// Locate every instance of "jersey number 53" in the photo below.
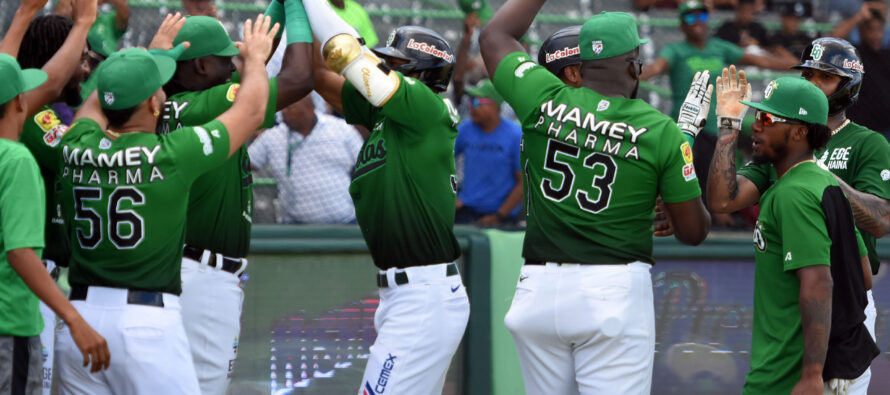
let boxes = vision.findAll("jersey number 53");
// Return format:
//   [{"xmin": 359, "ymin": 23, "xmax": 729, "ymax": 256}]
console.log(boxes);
[{"xmin": 538, "ymin": 139, "xmax": 617, "ymax": 213}]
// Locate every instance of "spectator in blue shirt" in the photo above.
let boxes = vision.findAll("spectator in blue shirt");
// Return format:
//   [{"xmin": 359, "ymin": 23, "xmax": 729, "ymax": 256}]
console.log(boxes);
[{"xmin": 455, "ymin": 79, "xmax": 523, "ymax": 227}]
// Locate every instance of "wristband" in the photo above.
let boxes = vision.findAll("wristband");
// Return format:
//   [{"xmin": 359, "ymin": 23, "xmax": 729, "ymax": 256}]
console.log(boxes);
[
  {"xmin": 285, "ymin": 0, "xmax": 313, "ymax": 44},
  {"xmin": 264, "ymin": 0, "xmax": 285, "ymax": 38},
  {"xmin": 717, "ymin": 116, "xmax": 742, "ymax": 130}
]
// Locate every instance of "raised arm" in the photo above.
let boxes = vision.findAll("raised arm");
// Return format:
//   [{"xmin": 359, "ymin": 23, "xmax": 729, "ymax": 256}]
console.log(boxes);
[
  {"xmin": 216, "ymin": 15, "xmax": 278, "ymax": 157},
  {"xmin": 831, "ymin": 3, "xmax": 882, "ymax": 40},
  {"xmin": 275, "ymin": 0, "xmax": 314, "ymax": 111},
  {"xmin": 311, "ymin": 39, "xmax": 345, "ymax": 114},
  {"xmin": 478, "ymin": 0, "xmax": 544, "ymax": 78},
  {"xmin": 835, "ymin": 176, "xmax": 890, "ymax": 238},
  {"xmin": 708, "ymin": 65, "xmax": 762, "ymax": 212},
  {"xmin": 21, "ymin": 0, "xmax": 97, "ymax": 116},
  {"xmin": 793, "ymin": 265, "xmax": 832, "ymax": 395},
  {"xmin": 108, "ymin": 0, "xmax": 131, "ymax": 32},
  {"xmin": 663, "ymin": 198, "xmax": 710, "ymax": 245},
  {"xmin": 452, "ymin": 13, "xmax": 480, "ymax": 106}
]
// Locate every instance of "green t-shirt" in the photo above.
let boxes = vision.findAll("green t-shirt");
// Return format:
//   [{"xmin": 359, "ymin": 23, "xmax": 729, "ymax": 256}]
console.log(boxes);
[
  {"xmin": 342, "ymin": 73, "xmax": 461, "ymax": 268},
  {"xmin": 32, "ymin": 118, "xmax": 230, "ymax": 294},
  {"xmin": 738, "ymin": 122, "xmax": 890, "ymax": 273},
  {"xmin": 744, "ymin": 161, "xmax": 867, "ymax": 393},
  {"xmin": 19, "ymin": 106, "xmax": 71, "ymax": 267},
  {"xmin": 161, "ymin": 80, "xmax": 278, "ymax": 257},
  {"xmin": 493, "ymin": 52, "xmax": 701, "ymax": 264},
  {"xmin": 0, "ymin": 139, "xmax": 46, "ymax": 336},
  {"xmin": 659, "ymin": 38, "xmax": 744, "ymax": 135},
  {"xmin": 88, "ymin": 11, "xmax": 126, "ymax": 57},
  {"xmin": 332, "ymin": 0, "xmax": 379, "ymax": 48}
]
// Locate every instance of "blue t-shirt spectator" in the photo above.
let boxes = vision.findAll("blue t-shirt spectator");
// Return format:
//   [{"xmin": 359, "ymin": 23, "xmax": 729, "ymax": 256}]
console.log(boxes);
[{"xmin": 455, "ymin": 117, "xmax": 522, "ymax": 215}]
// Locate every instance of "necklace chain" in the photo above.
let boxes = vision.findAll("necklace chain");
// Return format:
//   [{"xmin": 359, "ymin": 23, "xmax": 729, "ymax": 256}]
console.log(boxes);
[{"xmin": 831, "ymin": 119, "xmax": 851, "ymax": 135}]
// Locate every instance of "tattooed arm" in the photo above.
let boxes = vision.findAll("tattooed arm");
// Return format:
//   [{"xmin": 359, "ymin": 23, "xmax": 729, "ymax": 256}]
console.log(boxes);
[
  {"xmin": 834, "ymin": 176, "xmax": 890, "ymax": 238},
  {"xmin": 792, "ymin": 265, "xmax": 832, "ymax": 395},
  {"xmin": 706, "ymin": 65, "xmax": 762, "ymax": 213}
]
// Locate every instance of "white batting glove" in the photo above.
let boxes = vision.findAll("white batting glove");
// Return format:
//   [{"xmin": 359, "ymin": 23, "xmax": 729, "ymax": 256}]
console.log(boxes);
[
  {"xmin": 827, "ymin": 378, "xmax": 853, "ymax": 395},
  {"xmin": 676, "ymin": 70, "xmax": 713, "ymax": 139}
]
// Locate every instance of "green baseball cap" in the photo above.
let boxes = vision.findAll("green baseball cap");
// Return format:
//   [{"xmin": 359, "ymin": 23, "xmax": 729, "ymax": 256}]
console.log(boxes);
[
  {"xmin": 465, "ymin": 79, "xmax": 503, "ymax": 105},
  {"xmin": 458, "ymin": 0, "xmax": 494, "ymax": 22},
  {"xmin": 174, "ymin": 16, "xmax": 239, "ymax": 61},
  {"xmin": 579, "ymin": 12, "xmax": 649, "ymax": 61},
  {"xmin": 96, "ymin": 48, "xmax": 177, "ymax": 110},
  {"xmin": 678, "ymin": 0, "xmax": 708, "ymax": 17},
  {"xmin": 0, "ymin": 54, "xmax": 47, "ymax": 105},
  {"xmin": 740, "ymin": 77, "xmax": 828, "ymax": 125}
]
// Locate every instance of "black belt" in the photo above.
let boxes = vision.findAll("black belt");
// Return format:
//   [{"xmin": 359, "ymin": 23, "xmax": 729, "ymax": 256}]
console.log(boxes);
[
  {"xmin": 525, "ymin": 260, "xmax": 582, "ymax": 266},
  {"xmin": 376, "ymin": 262, "xmax": 459, "ymax": 288},
  {"xmin": 183, "ymin": 245, "xmax": 246, "ymax": 275},
  {"xmin": 69, "ymin": 285, "xmax": 164, "ymax": 307}
]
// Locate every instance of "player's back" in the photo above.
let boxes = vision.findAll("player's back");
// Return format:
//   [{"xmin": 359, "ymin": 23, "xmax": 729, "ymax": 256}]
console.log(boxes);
[
  {"xmin": 493, "ymin": 53, "xmax": 701, "ymax": 265},
  {"xmin": 56, "ymin": 118, "xmax": 231, "ymax": 294}
]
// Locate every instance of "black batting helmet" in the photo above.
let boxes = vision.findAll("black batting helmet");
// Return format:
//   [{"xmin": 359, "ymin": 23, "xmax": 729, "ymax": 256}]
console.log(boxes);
[
  {"xmin": 793, "ymin": 37, "xmax": 864, "ymax": 115},
  {"xmin": 538, "ymin": 26, "xmax": 582, "ymax": 76},
  {"xmin": 372, "ymin": 26, "xmax": 454, "ymax": 92}
]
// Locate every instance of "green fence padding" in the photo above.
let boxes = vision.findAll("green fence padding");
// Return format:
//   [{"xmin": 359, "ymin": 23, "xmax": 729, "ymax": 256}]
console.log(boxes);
[{"xmin": 484, "ymin": 229, "xmax": 526, "ymax": 395}]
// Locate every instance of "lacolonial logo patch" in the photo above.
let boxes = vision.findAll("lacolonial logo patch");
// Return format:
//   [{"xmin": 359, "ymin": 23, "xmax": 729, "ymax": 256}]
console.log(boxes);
[
  {"xmin": 545, "ymin": 46, "xmax": 580, "ymax": 63},
  {"xmin": 405, "ymin": 39, "xmax": 453, "ymax": 62}
]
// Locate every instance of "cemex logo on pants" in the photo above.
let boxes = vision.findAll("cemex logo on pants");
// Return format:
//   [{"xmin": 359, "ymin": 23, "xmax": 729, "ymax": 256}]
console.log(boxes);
[{"xmin": 363, "ymin": 354, "xmax": 397, "ymax": 394}]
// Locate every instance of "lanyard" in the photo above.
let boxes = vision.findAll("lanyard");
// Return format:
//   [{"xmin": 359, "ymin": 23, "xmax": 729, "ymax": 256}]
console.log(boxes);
[{"xmin": 286, "ymin": 132, "xmax": 301, "ymax": 177}]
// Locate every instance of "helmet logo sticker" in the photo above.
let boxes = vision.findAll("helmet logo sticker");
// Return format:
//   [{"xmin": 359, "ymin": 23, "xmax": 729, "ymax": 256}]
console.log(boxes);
[
  {"xmin": 546, "ymin": 46, "xmax": 580, "ymax": 63},
  {"xmin": 764, "ymin": 80, "xmax": 778, "ymax": 100},
  {"xmin": 386, "ymin": 30, "xmax": 396, "ymax": 47},
  {"xmin": 592, "ymin": 40, "xmax": 604, "ymax": 55},
  {"xmin": 406, "ymin": 39, "xmax": 454, "ymax": 62},
  {"xmin": 810, "ymin": 43, "xmax": 824, "ymax": 60},
  {"xmin": 842, "ymin": 58, "xmax": 864, "ymax": 73}
]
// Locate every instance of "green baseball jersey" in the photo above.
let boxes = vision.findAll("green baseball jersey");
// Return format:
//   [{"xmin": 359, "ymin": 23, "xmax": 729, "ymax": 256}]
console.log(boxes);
[
  {"xmin": 493, "ymin": 52, "xmax": 701, "ymax": 265},
  {"xmin": 161, "ymin": 79, "xmax": 278, "ymax": 257},
  {"xmin": 739, "ymin": 121, "xmax": 890, "ymax": 273},
  {"xmin": 87, "ymin": 11, "xmax": 126, "ymax": 57},
  {"xmin": 0, "ymin": 139, "xmax": 45, "ymax": 336},
  {"xmin": 341, "ymin": 73, "xmax": 461, "ymax": 268},
  {"xmin": 744, "ymin": 161, "xmax": 867, "ymax": 393},
  {"xmin": 19, "ymin": 106, "xmax": 71, "ymax": 267},
  {"xmin": 31, "ymin": 118, "xmax": 231, "ymax": 294},
  {"xmin": 659, "ymin": 38, "xmax": 744, "ymax": 136}
]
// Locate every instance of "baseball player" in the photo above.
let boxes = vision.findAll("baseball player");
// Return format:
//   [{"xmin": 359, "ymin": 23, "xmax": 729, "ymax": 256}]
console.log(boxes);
[
  {"xmin": 304, "ymin": 2, "xmax": 470, "ymax": 393},
  {"xmin": 538, "ymin": 26, "xmax": 582, "ymax": 87},
  {"xmin": 12, "ymin": 1, "xmax": 98, "ymax": 392},
  {"xmin": 479, "ymin": 3, "xmax": 711, "ymax": 393},
  {"xmin": 0, "ymin": 1, "xmax": 108, "ymax": 390},
  {"xmin": 24, "ymin": 15, "xmax": 279, "ymax": 394},
  {"xmin": 707, "ymin": 38, "xmax": 888, "ymax": 393},
  {"xmin": 713, "ymin": 71, "xmax": 878, "ymax": 394},
  {"xmin": 159, "ymin": 2, "xmax": 314, "ymax": 392}
]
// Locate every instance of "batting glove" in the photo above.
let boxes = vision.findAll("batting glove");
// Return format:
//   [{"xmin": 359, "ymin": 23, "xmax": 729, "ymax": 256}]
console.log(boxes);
[{"xmin": 676, "ymin": 70, "xmax": 713, "ymax": 139}]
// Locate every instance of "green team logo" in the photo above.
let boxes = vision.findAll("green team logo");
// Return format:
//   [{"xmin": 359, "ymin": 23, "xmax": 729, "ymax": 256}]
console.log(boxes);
[
  {"xmin": 810, "ymin": 43, "xmax": 824, "ymax": 61},
  {"xmin": 753, "ymin": 221, "xmax": 766, "ymax": 252},
  {"xmin": 763, "ymin": 80, "xmax": 778, "ymax": 100},
  {"xmin": 353, "ymin": 136, "xmax": 387, "ymax": 179}
]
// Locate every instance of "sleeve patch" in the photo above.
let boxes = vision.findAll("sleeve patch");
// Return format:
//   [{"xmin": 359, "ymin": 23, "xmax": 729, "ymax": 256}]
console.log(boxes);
[
  {"xmin": 193, "ymin": 126, "xmax": 214, "ymax": 155},
  {"xmin": 514, "ymin": 61, "xmax": 537, "ymax": 78},
  {"xmin": 226, "ymin": 84, "xmax": 240, "ymax": 102},
  {"xmin": 42, "ymin": 125, "xmax": 69, "ymax": 147},
  {"xmin": 681, "ymin": 141, "xmax": 694, "ymax": 165},
  {"xmin": 34, "ymin": 109, "xmax": 62, "ymax": 132},
  {"xmin": 683, "ymin": 164, "xmax": 697, "ymax": 181}
]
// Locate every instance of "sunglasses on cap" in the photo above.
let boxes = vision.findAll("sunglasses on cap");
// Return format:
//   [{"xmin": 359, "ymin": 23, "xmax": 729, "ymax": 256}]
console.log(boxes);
[
  {"xmin": 755, "ymin": 110, "xmax": 801, "ymax": 127},
  {"xmin": 683, "ymin": 12, "xmax": 709, "ymax": 25},
  {"xmin": 469, "ymin": 97, "xmax": 496, "ymax": 108}
]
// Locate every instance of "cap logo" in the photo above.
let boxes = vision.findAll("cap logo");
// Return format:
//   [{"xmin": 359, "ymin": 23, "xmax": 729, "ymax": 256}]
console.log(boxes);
[
  {"xmin": 591, "ymin": 40, "xmax": 604, "ymax": 55},
  {"xmin": 842, "ymin": 58, "xmax": 864, "ymax": 73},
  {"xmin": 799, "ymin": 108, "xmax": 808, "ymax": 115},
  {"xmin": 103, "ymin": 92, "xmax": 115, "ymax": 106},
  {"xmin": 763, "ymin": 80, "xmax": 778, "ymax": 100},
  {"xmin": 810, "ymin": 43, "xmax": 824, "ymax": 61},
  {"xmin": 406, "ymin": 39, "xmax": 453, "ymax": 62},
  {"xmin": 545, "ymin": 46, "xmax": 580, "ymax": 63}
]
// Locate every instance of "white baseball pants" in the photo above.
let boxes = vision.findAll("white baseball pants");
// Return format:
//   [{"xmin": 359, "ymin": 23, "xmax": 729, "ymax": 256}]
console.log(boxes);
[
  {"xmin": 38, "ymin": 260, "xmax": 57, "ymax": 395},
  {"xmin": 505, "ymin": 262, "xmax": 655, "ymax": 395},
  {"xmin": 180, "ymin": 256, "xmax": 244, "ymax": 395},
  {"xmin": 358, "ymin": 263, "xmax": 470, "ymax": 395},
  {"xmin": 55, "ymin": 286, "xmax": 200, "ymax": 395},
  {"xmin": 829, "ymin": 289, "xmax": 877, "ymax": 395}
]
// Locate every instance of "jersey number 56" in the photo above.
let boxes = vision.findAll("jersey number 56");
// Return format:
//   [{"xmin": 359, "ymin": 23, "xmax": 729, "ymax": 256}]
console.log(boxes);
[{"xmin": 74, "ymin": 186, "xmax": 146, "ymax": 250}]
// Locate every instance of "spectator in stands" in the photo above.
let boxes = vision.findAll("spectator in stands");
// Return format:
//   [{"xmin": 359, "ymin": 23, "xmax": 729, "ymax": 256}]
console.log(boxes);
[
  {"xmin": 454, "ymin": 79, "xmax": 523, "ymax": 227},
  {"xmin": 716, "ymin": 0, "xmax": 769, "ymax": 49},
  {"xmin": 832, "ymin": 1, "xmax": 890, "ymax": 49},
  {"xmin": 453, "ymin": 12, "xmax": 483, "ymax": 110},
  {"xmin": 767, "ymin": 1, "xmax": 818, "ymax": 61},
  {"xmin": 182, "ymin": 0, "xmax": 217, "ymax": 18},
  {"xmin": 330, "ymin": 0, "xmax": 379, "ymax": 47},
  {"xmin": 835, "ymin": 2, "xmax": 890, "ymax": 137},
  {"xmin": 640, "ymin": 0, "xmax": 795, "ymax": 225},
  {"xmin": 249, "ymin": 96, "xmax": 364, "ymax": 224}
]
